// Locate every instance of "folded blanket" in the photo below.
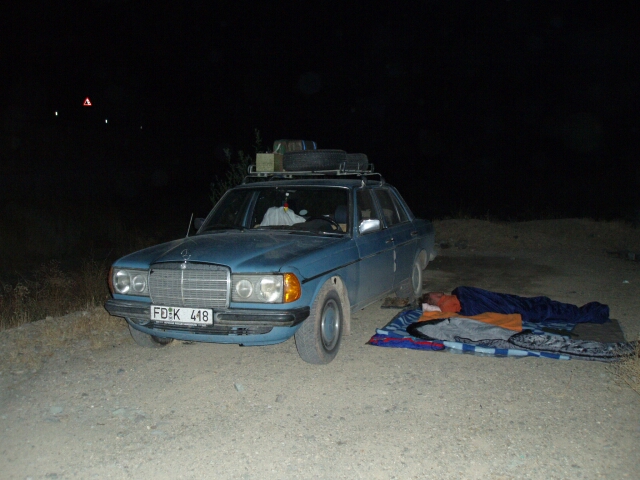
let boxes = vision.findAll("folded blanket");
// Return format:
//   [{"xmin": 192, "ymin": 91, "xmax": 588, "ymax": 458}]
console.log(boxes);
[
  {"xmin": 452, "ymin": 286, "xmax": 610, "ymax": 324},
  {"xmin": 419, "ymin": 310, "xmax": 523, "ymax": 332},
  {"xmin": 411, "ymin": 316, "xmax": 516, "ymax": 342}
]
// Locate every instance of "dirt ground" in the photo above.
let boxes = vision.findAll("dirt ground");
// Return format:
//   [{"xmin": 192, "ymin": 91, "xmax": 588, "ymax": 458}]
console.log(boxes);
[{"xmin": 1, "ymin": 219, "xmax": 639, "ymax": 479}]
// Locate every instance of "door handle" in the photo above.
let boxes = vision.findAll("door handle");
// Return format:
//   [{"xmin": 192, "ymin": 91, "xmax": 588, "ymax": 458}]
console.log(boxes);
[
  {"xmin": 386, "ymin": 238, "xmax": 394, "ymax": 244},
  {"xmin": 410, "ymin": 231, "xmax": 418, "ymax": 237}
]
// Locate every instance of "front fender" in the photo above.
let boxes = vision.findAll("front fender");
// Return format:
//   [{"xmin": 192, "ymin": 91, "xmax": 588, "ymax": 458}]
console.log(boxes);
[{"xmin": 303, "ymin": 275, "xmax": 352, "ymax": 336}]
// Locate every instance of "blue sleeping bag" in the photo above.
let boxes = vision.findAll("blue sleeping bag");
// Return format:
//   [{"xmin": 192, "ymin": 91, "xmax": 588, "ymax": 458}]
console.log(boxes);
[{"xmin": 452, "ymin": 286, "xmax": 610, "ymax": 325}]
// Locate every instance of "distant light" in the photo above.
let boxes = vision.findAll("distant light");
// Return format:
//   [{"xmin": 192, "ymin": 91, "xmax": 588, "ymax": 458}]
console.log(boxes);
[
  {"xmin": 55, "ymin": 111, "xmax": 58, "ymax": 116},
  {"xmin": 105, "ymin": 119, "xmax": 108, "ymax": 124},
  {"xmin": 140, "ymin": 125, "xmax": 143, "ymax": 130}
]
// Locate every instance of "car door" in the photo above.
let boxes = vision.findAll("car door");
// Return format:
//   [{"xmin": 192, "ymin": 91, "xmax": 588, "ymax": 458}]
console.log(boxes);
[
  {"xmin": 353, "ymin": 188, "xmax": 395, "ymax": 306},
  {"xmin": 372, "ymin": 187, "xmax": 418, "ymax": 290}
]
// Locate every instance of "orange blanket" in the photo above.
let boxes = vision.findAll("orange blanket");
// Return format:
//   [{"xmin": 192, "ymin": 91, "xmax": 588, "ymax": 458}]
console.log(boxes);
[{"xmin": 419, "ymin": 310, "xmax": 523, "ymax": 332}]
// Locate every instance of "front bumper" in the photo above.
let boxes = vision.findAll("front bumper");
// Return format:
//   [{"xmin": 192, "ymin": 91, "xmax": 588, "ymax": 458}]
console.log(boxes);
[{"xmin": 104, "ymin": 298, "xmax": 310, "ymax": 331}]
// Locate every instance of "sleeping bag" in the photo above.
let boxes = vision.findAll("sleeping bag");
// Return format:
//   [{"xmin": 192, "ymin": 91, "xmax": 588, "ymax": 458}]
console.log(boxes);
[{"xmin": 452, "ymin": 286, "xmax": 610, "ymax": 325}]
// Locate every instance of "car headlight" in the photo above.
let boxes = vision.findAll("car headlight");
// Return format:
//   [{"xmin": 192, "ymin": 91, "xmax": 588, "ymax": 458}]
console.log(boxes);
[
  {"xmin": 231, "ymin": 273, "xmax": 301, "ymax": 303},
  {"xmin": 235, "ymin": 279, "xmax": 253, "ymax": 298},
  {"xmin": 109, "ymin": 267, "xmax": 149, "ymax": 296}
]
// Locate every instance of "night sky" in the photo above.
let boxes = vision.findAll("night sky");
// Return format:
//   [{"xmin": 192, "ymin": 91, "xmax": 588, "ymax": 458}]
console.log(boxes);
[{"xmin": 2, "ymin": 1, "xmax": 639, "ymax": 223}]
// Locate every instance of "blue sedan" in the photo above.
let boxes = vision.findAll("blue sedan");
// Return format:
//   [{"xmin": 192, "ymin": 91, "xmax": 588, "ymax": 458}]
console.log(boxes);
[{"xmin": 105, "ymin": 175, "xmax": 436, "ymax": 364}]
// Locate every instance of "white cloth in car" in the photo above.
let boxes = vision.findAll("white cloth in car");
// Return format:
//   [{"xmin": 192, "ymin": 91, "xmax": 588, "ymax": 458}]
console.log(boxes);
[{"xmin": 260, "ymin": 207, "xmax": 306, "ymax": 226}]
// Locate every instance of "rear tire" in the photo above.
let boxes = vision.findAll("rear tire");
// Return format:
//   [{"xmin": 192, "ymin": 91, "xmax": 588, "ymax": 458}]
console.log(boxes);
[
  {"xmin": 295, "ymin": 280, "xmax": 343, "ymax": 364},
  {"xmin": 128, "ymin": 322, "xmax": 174, "ymax": 348},
  {"xmin": 283, "ymin": 150, "xmax": 347, "ymax": 171},
  {"xmin": 410, "ymin": 256, "xmax": 423, "ymax": 300}
]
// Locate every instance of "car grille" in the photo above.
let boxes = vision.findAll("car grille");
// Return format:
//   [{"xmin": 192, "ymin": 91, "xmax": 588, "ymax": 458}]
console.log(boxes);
[{"xmin": 149, "ymin": 262, "xmax": 230, "ymax": 309}]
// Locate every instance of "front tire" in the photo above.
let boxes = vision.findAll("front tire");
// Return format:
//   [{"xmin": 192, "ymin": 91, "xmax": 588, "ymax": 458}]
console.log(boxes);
[
  {"xmin": 128, "ymin": 322, "xmax": 174, "ymax": 348},
  {"xmin": 295, "ymin": 280, "xmax": 343, "ymax": 364}
]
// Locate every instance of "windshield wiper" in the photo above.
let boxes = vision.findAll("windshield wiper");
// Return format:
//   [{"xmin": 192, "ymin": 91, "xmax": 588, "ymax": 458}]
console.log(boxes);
[
  {"xmin": 200, "ymin": 224, "xmax": 245, "ymax": 232},
  {"xmin": 288, "ymin": 230, "xmax": 345, "ymax": 237}
]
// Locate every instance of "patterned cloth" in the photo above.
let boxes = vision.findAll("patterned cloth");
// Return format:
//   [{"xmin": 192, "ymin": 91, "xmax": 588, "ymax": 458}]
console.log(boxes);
[
  {"xmin": 371, "ymin": 309, "xmax": 635, "ymax": 362},
  {"xmin": 367, "ymin": 334, "xmax": 445, "ymax": 351}
]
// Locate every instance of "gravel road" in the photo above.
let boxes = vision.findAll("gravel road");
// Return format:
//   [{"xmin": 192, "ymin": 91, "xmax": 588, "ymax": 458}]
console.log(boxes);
[{"xmin": 1, "ymin": 219, "xmax": 639, "ymax": 479}]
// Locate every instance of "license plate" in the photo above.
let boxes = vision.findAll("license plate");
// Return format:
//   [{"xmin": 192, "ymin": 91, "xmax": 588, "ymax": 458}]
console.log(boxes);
[{"xmin": 150, "ymin": 305, "xmax": 213, "ymax": 325}]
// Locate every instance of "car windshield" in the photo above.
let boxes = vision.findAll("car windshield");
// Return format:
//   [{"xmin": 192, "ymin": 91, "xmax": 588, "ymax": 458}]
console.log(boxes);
[{"xmin": 198, "ymin": 186, "xmax": 350, "ymax": 235}]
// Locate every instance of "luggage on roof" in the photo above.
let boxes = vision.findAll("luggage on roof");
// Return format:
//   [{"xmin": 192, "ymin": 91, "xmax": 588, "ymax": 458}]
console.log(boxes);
[{"xmin": 273, "ymin": 139, "xmax": 317, "ymax": 154}]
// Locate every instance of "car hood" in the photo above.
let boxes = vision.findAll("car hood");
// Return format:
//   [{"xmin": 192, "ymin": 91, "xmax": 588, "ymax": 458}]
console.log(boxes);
[{"xmin": 114, "ymin": 230, "xmax": 345, "ymax": 274}]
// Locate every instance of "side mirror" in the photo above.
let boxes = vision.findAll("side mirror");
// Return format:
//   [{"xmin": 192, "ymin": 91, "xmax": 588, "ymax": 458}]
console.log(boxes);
[
  {"xmin": 358, "ymin": 218, "xmax": 381, "ymax": 235},
  {"xmin": 194, "ymin": 218, "xmax": 205, "ymax": 230}
]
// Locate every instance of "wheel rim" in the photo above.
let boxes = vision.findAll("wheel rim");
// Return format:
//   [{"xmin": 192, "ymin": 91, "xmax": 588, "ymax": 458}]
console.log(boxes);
[
  {"xmin": 411, "ymin": 261, "xmax": 421, "ymax": 296},
  {"xmin": 321, "ymin": 299, "xmax": 340, "ymax": 350}
]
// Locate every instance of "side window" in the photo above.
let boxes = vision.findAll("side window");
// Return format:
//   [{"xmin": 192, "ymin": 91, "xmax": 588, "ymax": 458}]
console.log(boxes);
[
  {"xmin": 373, "ymin": 189, "xmax": 401, "ymax": 227},
  {"xmin": 356, "ymin": 189, "xmax": 379, "ymax": 225},
  {"xmin": 391, "ymin": 193, "xmax": 409, "ymax": 223}
]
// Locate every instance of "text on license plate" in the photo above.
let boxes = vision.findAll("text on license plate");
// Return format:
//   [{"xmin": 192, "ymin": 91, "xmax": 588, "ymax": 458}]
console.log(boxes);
[{"xmin": 151, "ymin": 306, "xmax": 213, "ymax": 325}]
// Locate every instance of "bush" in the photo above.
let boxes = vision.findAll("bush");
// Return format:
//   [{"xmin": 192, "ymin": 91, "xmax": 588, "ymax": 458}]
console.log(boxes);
[
  {"xmin": 0, "ymin": 259, "xmax": 110, "ymax": 331},
  {"xmin": 210, "ymin": 129, "xmax": 263, "ymax": 205}
]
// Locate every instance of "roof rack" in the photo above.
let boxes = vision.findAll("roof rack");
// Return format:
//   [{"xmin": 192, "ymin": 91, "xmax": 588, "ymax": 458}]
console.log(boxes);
[{"xmin": 244, "ymin": 162, "xmax": 384, "ymax": 185}]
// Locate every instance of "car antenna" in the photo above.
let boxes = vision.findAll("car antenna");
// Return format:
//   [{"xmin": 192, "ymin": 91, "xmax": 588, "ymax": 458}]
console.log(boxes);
[{"xmin": 185, "ymin": 213, "xmax": 194, "ymax": 238}]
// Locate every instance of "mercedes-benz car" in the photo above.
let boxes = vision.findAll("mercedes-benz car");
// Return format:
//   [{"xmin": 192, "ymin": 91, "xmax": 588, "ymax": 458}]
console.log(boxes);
[{"xmin": 105, "ymin": 151, "xmax": 436, "ymax": 364}]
